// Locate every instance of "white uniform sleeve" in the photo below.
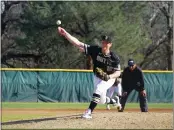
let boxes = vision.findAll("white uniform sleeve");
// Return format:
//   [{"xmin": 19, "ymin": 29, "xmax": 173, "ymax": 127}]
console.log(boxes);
[{"xmin": 84, "ymin": 44, "xmax": 90, "ymax": 55}]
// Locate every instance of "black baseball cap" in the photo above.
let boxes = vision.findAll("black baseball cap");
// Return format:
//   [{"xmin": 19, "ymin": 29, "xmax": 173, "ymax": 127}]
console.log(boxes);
[
  {"xmin": 101, "ymin": 35, "xmax": 112, "ymax": 43},
  {"xmin": 128, "ymin": 59, "xmax": 135, "ymax": 67}
]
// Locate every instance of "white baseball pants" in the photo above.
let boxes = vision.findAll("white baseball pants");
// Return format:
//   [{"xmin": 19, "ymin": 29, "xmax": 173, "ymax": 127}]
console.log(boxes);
[
  {"xmin": 107, "ymin": 83, "xmax": 122, "ymax": 98},
  {"xmin": 93, "ymin": 75, "xmax": 115, "ymax": 104}
]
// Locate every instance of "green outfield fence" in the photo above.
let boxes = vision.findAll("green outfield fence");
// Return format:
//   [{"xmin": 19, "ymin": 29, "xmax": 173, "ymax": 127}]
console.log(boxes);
[{"xmin": 1, "ymin": 68, "xmax": 173, "ymax": 103}]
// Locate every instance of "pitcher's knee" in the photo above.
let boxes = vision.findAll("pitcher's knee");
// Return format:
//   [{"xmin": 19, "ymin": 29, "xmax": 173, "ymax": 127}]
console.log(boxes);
[{"xmin": 92, "ymin": 93, "xmax": 101, "ymax": 104}]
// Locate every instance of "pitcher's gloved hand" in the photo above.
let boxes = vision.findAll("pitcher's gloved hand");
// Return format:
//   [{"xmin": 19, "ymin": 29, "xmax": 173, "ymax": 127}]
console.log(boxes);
[
  {"xmin": 96, "ymin": 67, "xmax": 110, "ymax": 81},
  {"xmin": 103, "ymin": 74, "xmax": 110, "ymax": 81}
]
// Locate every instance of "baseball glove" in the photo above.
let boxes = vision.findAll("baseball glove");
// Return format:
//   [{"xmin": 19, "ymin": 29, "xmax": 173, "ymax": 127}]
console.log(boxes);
[{"xmin": 95, "ymin": 67, "xmax": 110, "ymax": 81}]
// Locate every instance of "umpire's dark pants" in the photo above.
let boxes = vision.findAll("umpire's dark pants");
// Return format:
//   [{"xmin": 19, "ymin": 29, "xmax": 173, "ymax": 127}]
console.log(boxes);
[{"xmin": 120, "ymin": 89, "xmax": 148, "ymax": 112}]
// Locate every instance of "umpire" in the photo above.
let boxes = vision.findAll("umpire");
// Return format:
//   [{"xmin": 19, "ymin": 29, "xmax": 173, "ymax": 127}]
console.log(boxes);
[{"xmin": 119, "ymin": 59, "xmax": 148, "ymax": 112}]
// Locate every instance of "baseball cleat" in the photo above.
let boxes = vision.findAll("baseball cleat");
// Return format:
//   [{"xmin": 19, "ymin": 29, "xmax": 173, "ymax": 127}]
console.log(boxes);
[
  {"xmin": 118, "ymin": 109, "xmax": 123, "ymax": 112},
  {"xmin": 116, "ymin": 103, "xmax": 122, "ymax": 111},
  {"xmin": 106, "ymin": 104, "xmax": 110, "ymax": 110},
  {"xmin": 81, "ymin": 109, "xmax": 92, "ymax": 119},
  {"xmin": 81, "ymin": 113, "xmax": 92, "ymax": 119}
]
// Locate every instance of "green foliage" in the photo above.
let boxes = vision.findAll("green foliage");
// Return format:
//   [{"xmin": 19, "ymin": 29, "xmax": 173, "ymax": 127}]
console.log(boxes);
[{"xmin": 11, "ymin": 1, "xmax": 151, "ymax": 68}]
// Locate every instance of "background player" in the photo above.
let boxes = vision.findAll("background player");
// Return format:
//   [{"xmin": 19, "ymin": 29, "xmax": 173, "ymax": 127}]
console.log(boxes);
[
  {"xmin": 106, "ymin": 78, "xmax": 122, "ymax": 110},
  {"xmin": 58, "ymin": 27, "xmax": 121, "ymax": 119}
]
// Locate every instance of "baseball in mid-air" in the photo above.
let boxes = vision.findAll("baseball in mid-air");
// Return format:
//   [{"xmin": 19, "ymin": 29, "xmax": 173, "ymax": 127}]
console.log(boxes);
[{"xmin": 56, "ymin": 20, "xmax": 61, "ymax": 25}]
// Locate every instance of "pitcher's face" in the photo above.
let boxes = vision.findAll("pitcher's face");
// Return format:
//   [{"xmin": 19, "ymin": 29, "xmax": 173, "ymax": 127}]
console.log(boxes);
[{"xmin": 102, "ymin": 41, "xmax": 112, "ymax": 52}]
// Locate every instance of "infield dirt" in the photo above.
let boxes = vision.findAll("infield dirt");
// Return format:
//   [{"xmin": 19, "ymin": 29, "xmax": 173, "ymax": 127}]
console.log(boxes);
[{"xmin": 2, "ymin": 108, "xmax": 173, "ymax": 129}]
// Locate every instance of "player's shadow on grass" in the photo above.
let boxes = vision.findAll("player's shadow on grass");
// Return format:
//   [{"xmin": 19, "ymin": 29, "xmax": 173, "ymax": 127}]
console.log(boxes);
[{"xmin": 1, "ymin": 114, "xmax": 82, "ymax": 125}]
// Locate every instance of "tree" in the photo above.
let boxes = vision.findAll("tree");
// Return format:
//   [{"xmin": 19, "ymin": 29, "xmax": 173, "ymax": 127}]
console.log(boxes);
[
  {"xmin": 1, "ymin": 1, "xmax": 29, "ymax": 67},
  {"xmin": 1, "ymin": 1, "xmax": 153, "ymax": 70},
  {"xmin": 139, "ymin": 1, "xmax": 173, "ymax": 70}
]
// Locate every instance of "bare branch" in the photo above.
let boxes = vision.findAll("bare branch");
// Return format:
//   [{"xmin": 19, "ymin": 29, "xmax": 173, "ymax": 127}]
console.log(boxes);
[
  {"xmin": 145, "ymin": 30, "xmax": 168, "ymax": 57},
  {"xmin": 149, "ymin": 9, "xmax": 160, "ymax": 27},
  {"xmin": 140, "ymin": 54, "xmax": 163, "ymax": 69},
  {"xmin": 140, "ymin": 29, "xmax": 170, "ymax": 68}
]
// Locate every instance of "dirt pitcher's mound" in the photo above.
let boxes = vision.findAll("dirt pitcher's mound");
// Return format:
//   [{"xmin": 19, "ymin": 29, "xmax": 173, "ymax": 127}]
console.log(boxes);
[{"xmin": 2, "ymin": 112, "xmax": 172, "ymax": 129}]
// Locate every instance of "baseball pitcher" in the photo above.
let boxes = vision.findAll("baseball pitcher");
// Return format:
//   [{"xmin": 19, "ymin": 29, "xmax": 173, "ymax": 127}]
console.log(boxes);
[{"xmin": 58, "ymin": 27, "xmax": 121, "ymax": 119}]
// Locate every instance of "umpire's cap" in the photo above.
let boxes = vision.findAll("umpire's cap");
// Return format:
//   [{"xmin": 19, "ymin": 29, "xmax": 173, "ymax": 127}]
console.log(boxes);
[
  {"xmin": 101, "ymin": 35, "xmax": 112, "ymax": 43},
  {"xmin": 128, "ymin": 59, "xmax": 135, "ymax": 67}
]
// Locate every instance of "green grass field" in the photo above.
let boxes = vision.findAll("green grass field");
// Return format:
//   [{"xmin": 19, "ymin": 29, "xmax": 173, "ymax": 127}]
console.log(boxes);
[
  {"xmin": 2, "ymin": 102, "xmax": 173, "ymax": 109},
  {"xmin": 1, "ymin": 102, "xmax": 172, "ymax": 122}
]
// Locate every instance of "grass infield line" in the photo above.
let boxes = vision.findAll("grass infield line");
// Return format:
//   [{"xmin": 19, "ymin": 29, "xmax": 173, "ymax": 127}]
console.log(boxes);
[{"xmin": 2, "ymin": 102, "xmax": 172, "ymax": 109}]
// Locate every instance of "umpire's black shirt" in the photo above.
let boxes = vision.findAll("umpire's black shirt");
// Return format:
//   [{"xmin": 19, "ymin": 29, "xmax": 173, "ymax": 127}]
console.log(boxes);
[{"xmin": 121, "ymin": 66, "xmax": 145, "ymax": 92}]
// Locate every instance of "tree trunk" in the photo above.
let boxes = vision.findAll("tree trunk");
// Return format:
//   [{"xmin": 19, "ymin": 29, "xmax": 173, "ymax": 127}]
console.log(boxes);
[
  {"xmin": 165, "ymin": 44, "xmax": 172, "ymax": 70},
  {"xmin": 165, "ymin": 3, "xmax": 173, "ymax": 70}
]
